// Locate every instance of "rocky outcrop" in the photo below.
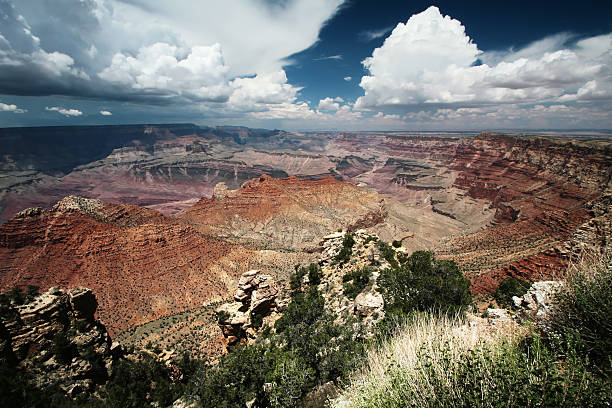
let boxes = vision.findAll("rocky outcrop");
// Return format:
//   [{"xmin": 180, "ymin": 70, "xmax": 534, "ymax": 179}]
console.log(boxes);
[
  {"xmin": 0, "ymin": 287, "xmax": 117, "ymax": 398},
  {"xmin": 319, "ymin": 230, "xmax": 386, "ymax": 332},
  {"xmin": 0, "ymin": 196, "xmax": 254, "ymax": 335},
  {"xmin": 512, "ymin": 281, "xmax": 563, "ymax": 321},
  {"xmin": 216, "ymin": 270, "xmax": 281, "ymax": 347}
]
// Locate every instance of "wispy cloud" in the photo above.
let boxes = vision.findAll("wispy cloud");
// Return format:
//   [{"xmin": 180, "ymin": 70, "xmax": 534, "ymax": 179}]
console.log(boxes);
[
  {"xmin": 344, "ymin": 76, "xmax": 352, "ymax": 81},
  {"xmin": 359, "ymin": 25, "xmax": 395, "ymax": 41},
  {"xmin": 314, "ymin": 54, "xmax": 343, "ymax": 61},
  {"xmin": 45, "ymin": 106, "xmax": 83, "ymax": 117},
  {"xmin": 0, "ymin": 102, "xmax": 26, "ymax": 113}
]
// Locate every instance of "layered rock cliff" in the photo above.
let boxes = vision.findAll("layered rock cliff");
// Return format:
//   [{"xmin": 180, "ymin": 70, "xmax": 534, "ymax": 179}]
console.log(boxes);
[{"xmin": 0, "ymin": 287, "xmax": 117, "ymax": 398}]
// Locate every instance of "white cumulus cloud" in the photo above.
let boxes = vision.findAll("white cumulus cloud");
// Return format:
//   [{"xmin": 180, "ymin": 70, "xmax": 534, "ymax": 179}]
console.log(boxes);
[
  {"xmin": 100, "ymin": 110, "xmax": 112, "ymax": 116},
  {"xmin": 318, "ymin": 97, "xmax": 344, "ymax": 111},
  {"xmin": 356, "ymin": 6, "xmax": 612, "ymax": 109},
  {"xmin": 228, "ymin": 70, "xmax": 301, "ymax": 109},
  {"xmin": 45, "ymin": 106, "xmax": 83, "ymax": 116},
  {"xmin": 344, "ymin": 76, "xmax": 352, "ymax": 81},
  {"xmin": 0, "ymin": 102, "xmax": 26, "ymax": 113},
  {"xmin": 98, "ymin": 42, "xmax": 231, "ymax": 101}
]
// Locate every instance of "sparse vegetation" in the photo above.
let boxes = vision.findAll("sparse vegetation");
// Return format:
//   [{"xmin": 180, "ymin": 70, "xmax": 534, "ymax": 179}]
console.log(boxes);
[
  {"xmin": 215, "ymin": 310, "xmax": 230, "ymax": 324},
  {"xmin": 546, "ymin": 253, "xmax": 612, "ymax": 373},
  {"xmin": 332, "ymin": 314, "xmax": 611, "ymax": 408},
  {"xmin": 307, "ymin": 263, "xmax": 323, "ymax": 286},
  {"xmin": 335, "ymin": 232, "xmax": 355, "ymax": 264},
  {"xmin": 192, "ymin": 286, "xmax": 365, "ymax": 407},
  {"xmin": 378, "ymin": 250, "xmax": 472, "ymax": 317},
  {"xmin": 332, "ymin": 249, "xmax": 612, "ymax": 408},
  {"xmin": 493, "ymin": 276, "xmax": 531, "ymax": 307},
  {"xmin": 376, "ymin": 241, "xmax": 398, "ymax": 269},
  {"xmin": 342, "ymin": 267, "xmax": 373, "ymax": 299}
]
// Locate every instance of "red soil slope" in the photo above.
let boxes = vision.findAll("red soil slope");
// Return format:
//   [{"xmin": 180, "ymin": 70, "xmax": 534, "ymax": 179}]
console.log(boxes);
[
  {"xmin": 0, "ymin": 196, "xmax": 250, "ymax": 335},
  {"xmin": 438, "ymin": 134, "xmax": 611, "ymax": 292}
]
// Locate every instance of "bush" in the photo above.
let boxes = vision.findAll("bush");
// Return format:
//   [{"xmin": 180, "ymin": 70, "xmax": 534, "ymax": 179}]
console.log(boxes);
[
  {"xmin": 378, "ymin": 251, "xmax": 472, "ymax": 317},
  {"xmin": 275, "ymin": 288, "xmax": 325, "ymax": 334},
  {"xmin": 307, "ymin": 263, "xmax": 322, "ymax": 286},
  {"xmin": 335, "ymin": 233, "xmax": 355, "ymax": 264},
  {"xmin": 103, "ymin": 354, "xmax": 183, "ymax": 408},
  {"xmin": 376, "ymin": 241, "xmax": 398, "ymax": 269},
  {"xmin": 290, "ymin": 266, "xmax": 308, "ymax": 291},
  {"xmin": 331, "ymin": 314, "xmax": 611, "ymax": 408},
  {"xmin": 391, "ymin": 240, "xmax": 401, "ymax": 248},
  {"xmin": 193, "ymin": 284, "xmax": 365, "ymax": 408},
  {"xmin": 342, "ymin": 267, "xmax": 372, "ymax": 299},
  {"xmin": 547, "ymin": 256, "xmax": 612, "ymax": 373},
  {"xmin": 215, "ymin": 310, "xmax": 230, "ymax": 324},
  {"xmin": 493, "ymin": 277, "xmax": 531, "ymax": 307}
]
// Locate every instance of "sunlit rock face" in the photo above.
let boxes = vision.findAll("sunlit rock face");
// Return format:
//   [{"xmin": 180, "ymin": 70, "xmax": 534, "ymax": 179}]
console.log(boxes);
[{"xmin": 0, "ymin": 125, "xmax": 610, "ymax": 339}]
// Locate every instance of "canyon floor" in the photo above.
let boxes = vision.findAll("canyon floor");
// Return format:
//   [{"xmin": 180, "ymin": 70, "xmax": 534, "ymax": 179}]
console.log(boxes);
[{"xmin": 1, "ymin": 125, "xmax": 610, "ymax": 355}]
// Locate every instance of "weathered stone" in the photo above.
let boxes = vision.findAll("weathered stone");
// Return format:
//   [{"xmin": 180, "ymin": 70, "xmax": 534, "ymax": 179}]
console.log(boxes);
[
  {"xmin": 487, "ymin": 308, "xmax": 511, "ymax": 321},
  {"xmin": 0, "ymin": 287, "xmax": 117, "ymax": 399},
  {"xmin": 514, "ymin": 281, "xmax": 563, "ymax": 321},
  {"xmin": 216, "ymin": 270, "xmax": 279, "ymax": 348},
  {"xmin": 69, "ymin": 287, "xmax": 98, "ymax": 319},
  {"xmin": 354, "ymin": 292, "xmax": 384, "ymax": 316}
]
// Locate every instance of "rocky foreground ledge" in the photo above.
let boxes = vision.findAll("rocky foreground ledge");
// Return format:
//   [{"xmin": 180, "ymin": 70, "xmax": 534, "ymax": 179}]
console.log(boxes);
[{"xmin": 0, "ymin": 286, "xmax": 119, "ymax": 397}]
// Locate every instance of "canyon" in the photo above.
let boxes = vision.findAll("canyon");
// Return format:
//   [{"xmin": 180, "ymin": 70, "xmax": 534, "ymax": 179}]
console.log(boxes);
[{"xmin": 0, "ymin": 125, "xmax": 610, "ymax": 350}]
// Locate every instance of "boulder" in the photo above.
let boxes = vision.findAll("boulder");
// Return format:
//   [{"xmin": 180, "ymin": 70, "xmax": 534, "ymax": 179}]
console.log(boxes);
[
  {"xmin": 69, "ymin": 287, "xmax": 98, "ymax": 319},
  {"xmin": 514, "ymin": 281, "xmax": 562, "ymax": 319},
  {"xmin": 354, "ymin": 292, "xmax": 384, "ymax": 316},
  {"xmin": 0, "ymin": 287, "xmax": 117, "ymax": 399},
  {"xmin": 216, "ymin": 270, "xmax": 279, "ymax": 347}
]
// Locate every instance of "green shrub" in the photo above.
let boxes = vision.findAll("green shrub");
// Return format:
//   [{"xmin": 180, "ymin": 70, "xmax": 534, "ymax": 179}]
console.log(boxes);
[
  {"xmin": 251, "ymin": 311, "xmax": 264, "ymax": 329},
  {"xmin": 363, "ymin": 235, "xmax": 377, "ymax": 245},
  {"xmin": 215, "ymin": 310, "xmax": 230, "ymax": 324},
  {"xmin": 342, "ymin": 267, "xmax": 373, "ymax": 299},
  {"xmin": 290, "ymin": 266, "xmax": 308, "ymax": 291},
  {"xmin": 307, "ymin": 263, "xmax": 323, "ymax": 286},
  {"xmin": 197, "ymin": 345, "xmax": 268, "ymax": 407},
  {"xmin": 103, "ymin": 354, "xmax": 183, "ymax": 408},
  {"xmin": 391, "ymin": 240, "xmax": 401, "ymax": 248},
  {"xmin": 493, "ymin": 277, "xmax": 531, "ymax": 307},
  {"xmin": 547, "ymin": 258, "xmax": 612, "ymax": 373},
  {"xmin": 378, "ymin": 251, "xmax": 472, "ymax": 317},
  {"xmin": 265, "ymin": 350, "xmax": 315, "ymax": 408},
  {"xmin": 376, "ymin": 241, "xmax": 398, "ymax": 269},
  {"xmin": 275, "ymin": 288, "xmax": 325, "ymax": 334},
  {"xmin": 335, "ymin": 233, "xmax": 355, "ymax": 264}
]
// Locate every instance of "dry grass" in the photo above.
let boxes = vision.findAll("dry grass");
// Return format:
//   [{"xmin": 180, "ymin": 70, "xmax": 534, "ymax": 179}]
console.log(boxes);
[{"xmin": 331, "ymin": 313, "xmax": 521, "ymax": 408}]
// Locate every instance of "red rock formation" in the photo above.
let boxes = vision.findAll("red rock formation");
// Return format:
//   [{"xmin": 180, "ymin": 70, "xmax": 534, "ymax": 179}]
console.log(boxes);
[
  {"xmin": 0, "ymin": 176, "xmax": 384, "ymax": 336},
  {"xmin": 438, "ymin": 134, "xmax": 611, "ymax": 292},
  {"xmin": 180, "ymin": 174, "xmax": 386, "ymax": 250},
  {"xmin": 0, "ymin": 196, "xmax": 251, "ymax": 336}
]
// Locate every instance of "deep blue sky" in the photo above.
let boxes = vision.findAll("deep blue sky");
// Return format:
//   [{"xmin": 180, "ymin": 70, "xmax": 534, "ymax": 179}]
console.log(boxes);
[
  {"xmin": 0, "ymin": 0, "xmax": 611, "ymax": 130},
  {"xmin": 287, "ymin": 0, "xmax": 612, "ymax": 106}
]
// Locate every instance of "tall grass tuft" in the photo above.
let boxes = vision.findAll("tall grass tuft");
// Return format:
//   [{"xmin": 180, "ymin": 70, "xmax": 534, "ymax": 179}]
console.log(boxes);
[
  {"xmin": 547, "ymin": 248, "xmax": 612, "ymax": 373},
  {"xmin": 333, "ymin": 249, "xmax": 612, "ymax": 408}
]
